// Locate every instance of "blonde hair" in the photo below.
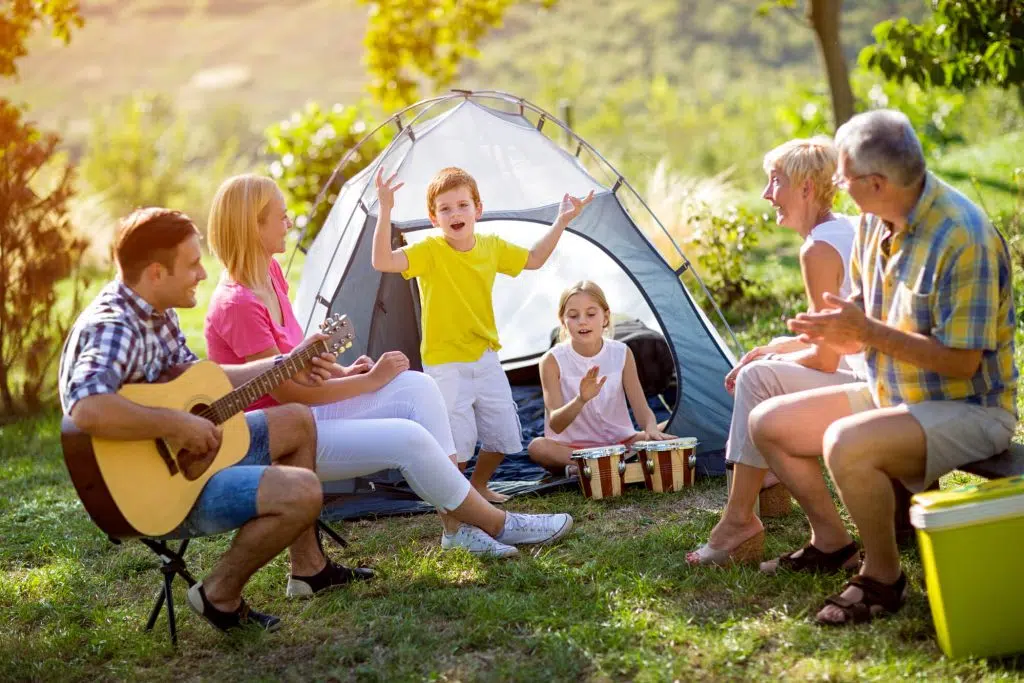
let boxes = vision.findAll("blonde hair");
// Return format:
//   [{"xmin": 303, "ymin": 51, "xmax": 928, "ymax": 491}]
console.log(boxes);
[
  {"xmin": 426, "ymin": 166, "xmax": 481, "ymax": 220},
  {"xmin": 207, "ymin": 174, "xmax": 281, "ymax": 288},
  {"xmin": 557, "ymin": 280, "xmax": 613, "ymax": 341},
  {"xmin": 762, "ymin": 136, "xmax": 838, "ymax": 210}
]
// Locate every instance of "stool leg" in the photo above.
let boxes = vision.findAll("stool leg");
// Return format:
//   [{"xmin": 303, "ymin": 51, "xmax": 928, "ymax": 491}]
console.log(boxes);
[
  {"xmin": 145, "ymin": 584, "xmax": 167, "ymax": 632},
  {"xmin": 164, "ymin": 571, "xmax": 178, "ymax": 646},
  {"xmin": 317, "ymin": 519, "xmax": 348, "ymax": 548}
]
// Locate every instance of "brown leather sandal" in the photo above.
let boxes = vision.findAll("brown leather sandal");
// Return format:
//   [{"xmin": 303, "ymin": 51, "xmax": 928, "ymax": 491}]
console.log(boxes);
[
  {"xmin": 760, "ymin": 541, "xmax": 861, "ymax": 574},
  {"xmin": 815, "ymin": 572, "xmax": 908, "ymax": 626}
]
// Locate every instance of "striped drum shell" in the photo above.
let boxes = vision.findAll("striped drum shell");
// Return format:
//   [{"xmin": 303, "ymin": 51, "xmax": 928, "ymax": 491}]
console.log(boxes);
[
  {"xmin": 570, "ymin": 445, "xmax": 627, "ymax": 500},
  {"xmin": 632, "ymin": 438, "xmax": 698, "ymax": 493}
]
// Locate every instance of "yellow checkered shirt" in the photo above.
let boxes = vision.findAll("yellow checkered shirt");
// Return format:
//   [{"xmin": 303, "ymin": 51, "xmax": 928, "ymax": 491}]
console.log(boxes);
[{"xmin": 850, "ymin": 172, "xmax": 1018, "ymax": 416}]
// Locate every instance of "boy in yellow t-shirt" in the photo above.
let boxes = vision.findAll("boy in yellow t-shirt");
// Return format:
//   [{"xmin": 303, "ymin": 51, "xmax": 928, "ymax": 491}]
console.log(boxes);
[{"xmin": 371, "ymin": 165, "xmax": 593, "ymax": 502}]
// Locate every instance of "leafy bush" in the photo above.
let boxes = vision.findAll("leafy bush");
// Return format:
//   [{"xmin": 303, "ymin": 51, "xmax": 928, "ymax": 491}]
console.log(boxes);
[
  {"xmin": 774, "ymin": 70, "xmax": 968, "ymax": 156},
  {"xmin": 0, "ymin": 100, "xmax": 90, "ymax": 416},
  {"xmin": 263, "ymin": 101, "xmax": 393, "ymax": 246},
  {"xmin": 685, "ymin": 204, "xmax": 774, "ymax": 312},
  {"xmin": 774, "ymin": 68, "xmax": 1024, "ymax": 159},
  {"xmin": 80, "ymin": 92, "xmax": 252, "ymax": 233},
  {"xmin": 860, "ymin": 0, "xmax": 1024, "ymax": 92}
]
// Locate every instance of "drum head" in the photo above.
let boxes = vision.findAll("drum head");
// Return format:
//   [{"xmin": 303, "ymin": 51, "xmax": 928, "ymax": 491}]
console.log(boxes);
[
  {"xmin": 632, "ymin": 437, "xmax": 699, "ymax": 452},
  {"xmin": 571, "ymin": 444, "xmax": 627, "ymax": 459}
]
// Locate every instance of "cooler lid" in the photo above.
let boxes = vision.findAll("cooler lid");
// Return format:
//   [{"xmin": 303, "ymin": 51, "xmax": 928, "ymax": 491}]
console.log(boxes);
[
  {"xmin": 912, "ymin": 475, "xmax": 1024, "ymax": 510},
  {"xmin": 910, "ymin": 475, "xmax": 1024, "ymax": 531}
]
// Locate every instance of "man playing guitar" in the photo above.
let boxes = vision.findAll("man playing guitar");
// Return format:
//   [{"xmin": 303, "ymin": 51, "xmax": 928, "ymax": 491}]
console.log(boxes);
[{"xmin": 58, "ymin": 207, "xmax": 370, "ymax": 634}]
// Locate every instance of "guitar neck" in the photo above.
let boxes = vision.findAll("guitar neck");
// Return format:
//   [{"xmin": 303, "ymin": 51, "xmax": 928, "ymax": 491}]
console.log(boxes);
[{"xmin": 206, "ymin": 341, "xmax": 328, "ymax": 424}]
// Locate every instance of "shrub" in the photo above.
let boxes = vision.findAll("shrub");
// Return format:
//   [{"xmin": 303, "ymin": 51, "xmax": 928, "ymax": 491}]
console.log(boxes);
[
  {"xmin": 0, "ymin": 100, "xmax": 91, "ymax": 416},
  {"xmin": 263, "ymin": 101, "xmax": 393, "ymax": 247},
  {"xmin": 685, "ymin": 204, "xmax": 773, "ymax": 312},
  {"xmin": 80, "ymin": 92, "xmax": 251, "ymax": 234}
]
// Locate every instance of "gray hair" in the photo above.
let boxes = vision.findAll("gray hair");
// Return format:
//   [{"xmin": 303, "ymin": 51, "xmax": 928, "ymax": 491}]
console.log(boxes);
[{"xmin": 834, "ymin": 109, "xmax": 926, "ymax": 188}]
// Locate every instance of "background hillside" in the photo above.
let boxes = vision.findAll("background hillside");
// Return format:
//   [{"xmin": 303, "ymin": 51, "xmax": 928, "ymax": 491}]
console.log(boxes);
[
  {"xmin": 10, "ymin": 0, "xmax": 924, "ymax": 155},
  {"xmin": 10, "ymin": 0, "xmax": 1020, "ymax": 337}
]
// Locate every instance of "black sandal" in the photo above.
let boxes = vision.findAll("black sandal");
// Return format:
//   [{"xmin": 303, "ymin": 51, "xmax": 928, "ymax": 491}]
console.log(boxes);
[
  {"xmin": 816, "ymin": 572, "xmax": 908, "ymax": 626},
  {"xmin": 762, "ymin": 541, "xmax": 861, "ymax": 574}
]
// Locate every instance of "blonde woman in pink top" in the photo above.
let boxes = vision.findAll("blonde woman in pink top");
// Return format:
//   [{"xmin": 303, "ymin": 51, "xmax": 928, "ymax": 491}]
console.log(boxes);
[
  {"xmin": 203, "ymin": 174, "xmax": 575, "ymax": 559},
  {"xmin": 528, "ymin": 281, "xmax": 675, "ymax": 475}
]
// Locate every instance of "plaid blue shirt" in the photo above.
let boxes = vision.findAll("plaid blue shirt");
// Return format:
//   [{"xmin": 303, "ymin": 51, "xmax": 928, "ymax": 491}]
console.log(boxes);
[
  {"xmin": 850, "ymin": 172, "xmax": 1018, "ymax": 416},
  {"xmin": 58, "ymin": 280, "xmax": 198, "ymax": 414}
]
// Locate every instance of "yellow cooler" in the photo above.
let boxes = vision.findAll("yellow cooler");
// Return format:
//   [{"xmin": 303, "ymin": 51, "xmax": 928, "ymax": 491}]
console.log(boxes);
[{"xmin": 910, "ymin": 475, "xmax": 1024, "ymax": 659}]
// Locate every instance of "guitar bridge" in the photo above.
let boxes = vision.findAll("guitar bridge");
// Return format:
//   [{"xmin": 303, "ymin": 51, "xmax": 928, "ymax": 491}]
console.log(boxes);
[{"xmin": 155, "ymin": 439, "xmax": 180, "ymax": 476}]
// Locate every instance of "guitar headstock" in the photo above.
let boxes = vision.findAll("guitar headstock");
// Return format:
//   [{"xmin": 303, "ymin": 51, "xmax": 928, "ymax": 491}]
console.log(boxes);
[{"xmin": 319, "ymin": 314, "xmax": 355, "ymax": 354}]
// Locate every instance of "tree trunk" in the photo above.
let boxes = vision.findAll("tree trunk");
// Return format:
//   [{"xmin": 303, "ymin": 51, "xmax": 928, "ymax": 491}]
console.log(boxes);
[{"xmin": 807, "ymin": 0, "xmax": 855, "ymax": 128}]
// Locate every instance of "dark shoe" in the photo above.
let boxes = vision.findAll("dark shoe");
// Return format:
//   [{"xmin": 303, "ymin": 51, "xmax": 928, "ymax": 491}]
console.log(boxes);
[
  {"xmin": 760, "ymin": 541, "xmax": 861, "ymax": 574},
  {"xmin": 816, "ymin": 572, "xmax": 908, "ymax": 626},
  {"xmin": 186, "ymin": 582, "xmax": 281, "ymax": 633},
  {"xmin": 286, "ymin": 559, "xmax": 375, "ymax": 598}
]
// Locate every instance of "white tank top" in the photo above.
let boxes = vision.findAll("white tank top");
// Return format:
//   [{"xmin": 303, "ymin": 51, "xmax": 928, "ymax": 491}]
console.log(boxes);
[
  {"xmin": 545, "ymin": 338, "xmax": 637, "ymax": 448},
  {"xmin": 806, "ymin": 214, "xmax": 865, "ymax": 377},
  {"xmin": 806, "ymin": 215, "xmax": 856, "ymax": 299}
]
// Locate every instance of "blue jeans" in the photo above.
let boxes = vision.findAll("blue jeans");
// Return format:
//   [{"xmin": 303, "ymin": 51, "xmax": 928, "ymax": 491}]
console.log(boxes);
[{"xmin": 161, "ymin": 411, "xmax": 271, "ymax": 539}]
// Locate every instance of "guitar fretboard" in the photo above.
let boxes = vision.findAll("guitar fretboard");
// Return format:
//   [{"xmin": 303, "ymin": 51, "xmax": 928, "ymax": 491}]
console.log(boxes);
[{"xmin": 205, "ymin": 341, "xmax": 328, "ymax": 424}]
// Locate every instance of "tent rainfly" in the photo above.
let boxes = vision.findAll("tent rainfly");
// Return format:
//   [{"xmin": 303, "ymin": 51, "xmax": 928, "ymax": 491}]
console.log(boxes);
[{"xmin": 289, "ymin": 90, "xmax": 741, "ymax": 467}]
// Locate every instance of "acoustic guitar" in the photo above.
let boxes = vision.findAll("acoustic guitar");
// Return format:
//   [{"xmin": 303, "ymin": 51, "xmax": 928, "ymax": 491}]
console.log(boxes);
[{"xmin": 61, "ymin": 314, "xmax": 354, "ymax": 539}]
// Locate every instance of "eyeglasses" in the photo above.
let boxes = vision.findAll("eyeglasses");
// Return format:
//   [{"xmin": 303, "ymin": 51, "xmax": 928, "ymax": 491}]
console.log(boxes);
[{"xmin": 832, "ymin": 172, "xmax": 875, "ymax": 190}]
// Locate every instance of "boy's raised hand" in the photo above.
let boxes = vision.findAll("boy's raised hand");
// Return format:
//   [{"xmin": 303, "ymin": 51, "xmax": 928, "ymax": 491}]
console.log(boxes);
[
  {"xmin": 578, "ymin": 365, "xmax": 606, "ymax": 403},
  {"xmin": 557, "ymin": 190, "xmax": 595, "ymax": 225},
  {"xmin": 375, "ymin": 167, "xmax": 404, "ymax": 213}
]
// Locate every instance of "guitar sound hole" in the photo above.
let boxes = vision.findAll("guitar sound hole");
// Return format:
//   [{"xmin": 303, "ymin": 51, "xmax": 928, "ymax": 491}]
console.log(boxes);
[{"xmin": 177, "ymin": 403, "xmax": 220, "ymax": 481}]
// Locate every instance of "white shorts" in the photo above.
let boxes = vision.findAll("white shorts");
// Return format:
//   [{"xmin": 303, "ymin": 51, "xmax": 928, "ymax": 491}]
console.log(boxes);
[{"xmin": 424, "ymin": 351, "xmax": 523, "ymax": 462}]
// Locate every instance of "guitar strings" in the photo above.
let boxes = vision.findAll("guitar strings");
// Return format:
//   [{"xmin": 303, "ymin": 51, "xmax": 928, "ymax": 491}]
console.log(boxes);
[{"xmin": 190, "ymin": 336, "xmax": 348, "ymax": 424}]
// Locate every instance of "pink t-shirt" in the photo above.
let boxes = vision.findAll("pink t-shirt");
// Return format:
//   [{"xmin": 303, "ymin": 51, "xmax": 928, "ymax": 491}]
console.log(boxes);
[{"xmin": 204, "ymin": 258, "xmax": 303, "ymax": 410}]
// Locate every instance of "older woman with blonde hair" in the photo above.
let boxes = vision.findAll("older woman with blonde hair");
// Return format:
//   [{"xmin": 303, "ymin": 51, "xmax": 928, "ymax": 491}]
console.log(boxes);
[
  {"xmin": 687, "ymin": 137, "xmax": 864, "ymax": 569},
  {"xmin": 203, "ymin": 174, "xmax": 574, "ymax": 565}
]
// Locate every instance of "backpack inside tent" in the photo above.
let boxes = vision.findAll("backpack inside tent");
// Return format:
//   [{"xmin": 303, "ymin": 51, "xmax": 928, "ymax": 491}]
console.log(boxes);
[{"xmin": 288, "ymin": 91, "xmax": 742, "ymax": 519}]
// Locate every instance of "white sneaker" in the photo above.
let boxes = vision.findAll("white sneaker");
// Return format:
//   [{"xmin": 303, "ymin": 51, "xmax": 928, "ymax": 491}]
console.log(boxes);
[
  {"xmin": 441, "ymin": 524, "xmax": 519, "ymax": 558},
  {"xmin": 495, "ymin": 512, "xmax": 574, "ymax": 546}
]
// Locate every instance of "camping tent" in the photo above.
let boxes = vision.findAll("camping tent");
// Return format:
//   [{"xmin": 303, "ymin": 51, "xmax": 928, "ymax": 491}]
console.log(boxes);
[{"xmin": 288, "ymin": 90, "xmax": 741, "ymax": 478}]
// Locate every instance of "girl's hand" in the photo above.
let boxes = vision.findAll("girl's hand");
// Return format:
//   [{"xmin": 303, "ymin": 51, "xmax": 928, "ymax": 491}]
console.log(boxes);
[
  {"xmin": 368, "ymin": 350, "xmax": 410, "ymax": 386},
  {"xmin": 375, "ymin": 167, "xmax": 404, "ymax": 213},
  {"xmin": 637, "ymin": 427, "xmax": 675, "ymax": 441},
  {"xmin": 578, "ymin": 365, "xmax": 606, "ymax": 403}
]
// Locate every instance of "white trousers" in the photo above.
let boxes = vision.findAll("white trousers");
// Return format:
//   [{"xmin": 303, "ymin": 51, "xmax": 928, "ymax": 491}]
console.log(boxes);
[{"xmin": 312, "ymin": 370, "xmax": 469, "ymax": 512}]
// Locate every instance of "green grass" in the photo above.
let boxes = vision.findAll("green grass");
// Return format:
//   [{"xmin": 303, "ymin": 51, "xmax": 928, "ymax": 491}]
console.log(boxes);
[
  {"xmin": 3, "ymin": 411, "xmax": 1024, "ymax": 681},
  {"xmin": 933, "ymin": 132, "xmax": 1024, "ymax": 219}
]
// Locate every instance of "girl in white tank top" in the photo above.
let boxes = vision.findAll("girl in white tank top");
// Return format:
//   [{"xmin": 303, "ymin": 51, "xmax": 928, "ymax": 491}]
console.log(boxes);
[{"xmin": 526, "ymin": 281, "xmax": 676, "ymax": 475}]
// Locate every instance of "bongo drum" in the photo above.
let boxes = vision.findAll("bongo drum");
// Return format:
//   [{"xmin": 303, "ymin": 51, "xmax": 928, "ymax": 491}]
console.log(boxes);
[
  {"xmin": 633, "ymin": 437, "xmax": 698, "ymax": 493},
  {"xmin": 570, "ymin": 445, "xmax": 628, "ymax": 500}
]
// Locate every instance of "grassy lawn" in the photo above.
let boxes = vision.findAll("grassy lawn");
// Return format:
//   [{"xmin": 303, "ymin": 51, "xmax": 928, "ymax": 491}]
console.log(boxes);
[{"xmin": 4, "ymin": 412, "xmax": 1024, "ymax": 681}]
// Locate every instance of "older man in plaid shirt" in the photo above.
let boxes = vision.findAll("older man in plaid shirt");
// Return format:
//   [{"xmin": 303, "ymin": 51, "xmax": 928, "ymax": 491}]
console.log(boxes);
[{"xmin": 746, "ymin": 110, "xmax": 1018, "ymax": 626}]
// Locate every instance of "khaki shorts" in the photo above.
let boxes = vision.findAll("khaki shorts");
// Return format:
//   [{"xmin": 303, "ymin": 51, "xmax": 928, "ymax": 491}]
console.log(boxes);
[{"xmin": 840, "ymin": 383, "xmax": 1017, "ymax": 492}]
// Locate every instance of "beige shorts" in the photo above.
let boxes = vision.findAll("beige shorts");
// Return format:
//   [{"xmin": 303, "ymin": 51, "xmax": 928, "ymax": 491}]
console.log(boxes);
[{"xmin": 840, "ymin": 383, "xmax": 1017, "ymax": 492}]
